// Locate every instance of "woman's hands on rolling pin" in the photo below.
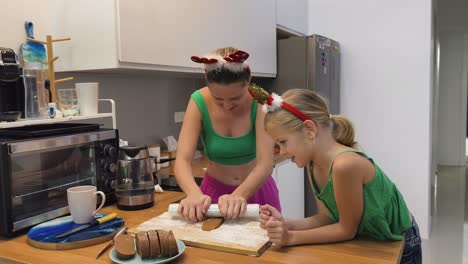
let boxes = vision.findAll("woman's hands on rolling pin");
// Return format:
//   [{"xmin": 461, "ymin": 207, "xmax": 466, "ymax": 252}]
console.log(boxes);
[
  {"xmin": 260, "ymin": 204, "xmax": 290, "ymax": 247},
  {"xmin": 177, "ymin": 193, "xmax": 212, "ymax": 222},
  {"xmin": 218, "ymin": 194, "xmax": 247, "ymax": 220}
]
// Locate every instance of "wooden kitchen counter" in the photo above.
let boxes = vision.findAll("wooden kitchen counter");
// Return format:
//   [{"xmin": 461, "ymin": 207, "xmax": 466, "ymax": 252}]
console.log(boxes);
[{"xmin": 0, "ymin": 191, "xmax": 403, "ymax": 264}]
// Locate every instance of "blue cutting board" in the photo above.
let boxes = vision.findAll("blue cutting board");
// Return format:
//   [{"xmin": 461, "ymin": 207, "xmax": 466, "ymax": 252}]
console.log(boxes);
[
  {"xmin": 27, "ymin": 213, "xmax": 124, "ymax": 250},
  {"xmin": 19, "ymin": 21, "xmax": 47, "ymax": 64}
]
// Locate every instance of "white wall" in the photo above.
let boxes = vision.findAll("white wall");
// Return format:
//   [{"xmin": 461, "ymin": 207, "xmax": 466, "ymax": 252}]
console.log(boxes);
[
  {"xmin": 308, "ymin": 0, "xmax": 433, "ymax": 238},
  {"xmin": 0, "ymin": 0, "xmax": 54, "ymax": 52}
]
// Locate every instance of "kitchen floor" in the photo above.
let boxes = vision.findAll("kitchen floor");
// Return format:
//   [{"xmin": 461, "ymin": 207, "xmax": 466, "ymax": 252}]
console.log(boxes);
[{"xmin": 423, "ymin": 165, "xmax": 467, "ymax": 263}]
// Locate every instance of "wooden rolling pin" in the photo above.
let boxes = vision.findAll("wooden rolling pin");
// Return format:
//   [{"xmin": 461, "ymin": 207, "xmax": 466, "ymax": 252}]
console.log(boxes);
[{"xmin": 168, "ymin": 203, "xmax": 260, "ymax": 218}]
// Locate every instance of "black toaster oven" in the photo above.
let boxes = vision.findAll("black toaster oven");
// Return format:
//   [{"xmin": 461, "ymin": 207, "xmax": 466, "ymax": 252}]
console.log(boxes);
[{"xmin": 0, "ymin": 124, "xmax": 119, "ymax": 236}]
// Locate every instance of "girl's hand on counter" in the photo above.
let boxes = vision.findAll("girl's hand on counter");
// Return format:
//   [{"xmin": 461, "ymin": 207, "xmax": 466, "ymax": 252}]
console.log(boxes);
[
  {"xmin": 178, "ymin": 193, "xmax": 212, "ymax": 222},
  {"xmin": 218, "ymin": 194, "xmax": 247, "ymax": 220},
  {"xmin": 259, "ymin": 204, "xmax": 284, "ymax": 229},
  {"xmin": 265, "ymin": 217, "xmax": 290, "ymax": 247}
]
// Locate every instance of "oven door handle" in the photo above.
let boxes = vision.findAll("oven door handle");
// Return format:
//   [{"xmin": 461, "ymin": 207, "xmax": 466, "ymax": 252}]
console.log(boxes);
[{"xmin": 8, "ymin": 130, "xmax": 116, "ymax": 154}]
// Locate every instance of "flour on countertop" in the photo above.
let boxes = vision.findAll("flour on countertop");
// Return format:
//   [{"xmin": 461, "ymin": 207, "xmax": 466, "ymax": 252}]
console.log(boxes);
[{"xmin": 136, "ymin": 212, "xmax": 268, "ymax": 249}]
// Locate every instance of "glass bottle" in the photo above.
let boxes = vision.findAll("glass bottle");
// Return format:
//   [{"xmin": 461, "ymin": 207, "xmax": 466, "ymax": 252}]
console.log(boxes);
[{"xmin": 23, "ymin": 62, "xmax": 47, "ymax": 119}]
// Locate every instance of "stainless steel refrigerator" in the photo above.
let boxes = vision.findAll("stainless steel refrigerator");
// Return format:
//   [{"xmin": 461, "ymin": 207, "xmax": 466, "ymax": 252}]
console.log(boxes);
[
  {"xmin": 270, "ymin": 34, "xmax": 340, "ymax": 113},
  {"xmin": 270, "ymin": 34, "xmax": 341, "ymax": 217}
]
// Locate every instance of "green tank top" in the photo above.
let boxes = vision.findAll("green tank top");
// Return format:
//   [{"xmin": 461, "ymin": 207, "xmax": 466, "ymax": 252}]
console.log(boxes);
[
  {"xmin": 191, "ymin": 90, "xmax": 257, "ymax": 166},
  {"xmin": 307, "ymin": 149, "xmax": 412, "ymax": 240}
]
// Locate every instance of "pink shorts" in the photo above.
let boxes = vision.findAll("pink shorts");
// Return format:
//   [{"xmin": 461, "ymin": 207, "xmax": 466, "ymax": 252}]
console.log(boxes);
[{"xmin": 200, "ymin": 172, "xmax": 281, "ymax": 212}]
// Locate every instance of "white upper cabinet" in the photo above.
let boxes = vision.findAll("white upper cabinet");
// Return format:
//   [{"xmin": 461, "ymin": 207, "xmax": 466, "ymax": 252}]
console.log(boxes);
[
  {"xmin": 53, "ymin": 0, "xmax": 277, "ymax": 77},
  {"xmin": 276, "ymin": 0, "xmax": 308, "ymax": 36}
]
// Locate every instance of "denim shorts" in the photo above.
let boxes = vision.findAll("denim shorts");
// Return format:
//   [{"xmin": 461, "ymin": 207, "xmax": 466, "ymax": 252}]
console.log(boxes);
[{"xmin": 400, "ymin": 217, "xmax": 422, "ymax": 264}]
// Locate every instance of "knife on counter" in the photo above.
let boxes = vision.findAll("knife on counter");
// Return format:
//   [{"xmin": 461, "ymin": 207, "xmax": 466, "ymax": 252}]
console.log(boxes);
[
  {"xmin": 55, "ymin": 213, "xmax": 118, "ymax": 238},
  {"xmin": 96, "ymin": 226, "xmax": 127, "ymax": 259}
]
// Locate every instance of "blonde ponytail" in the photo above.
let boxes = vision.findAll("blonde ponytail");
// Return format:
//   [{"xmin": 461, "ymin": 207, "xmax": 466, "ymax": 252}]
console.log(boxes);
[
  {"xmin": 330, "ymin": 115, "xmax": 355, "ymax": 147},
  {"xmin": 212, "ymin": 47, "xmax": 238, "ymax": 57}
]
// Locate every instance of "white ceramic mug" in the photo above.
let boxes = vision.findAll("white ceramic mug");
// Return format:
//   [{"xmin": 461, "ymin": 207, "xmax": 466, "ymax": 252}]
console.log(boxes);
[
  {"xmin": 67, "ymin": 185, "xmax": 106, "ymax": 224},
  {"xmin": 75, "ymin": 82, "xmax": 99, "ymax": 116}
]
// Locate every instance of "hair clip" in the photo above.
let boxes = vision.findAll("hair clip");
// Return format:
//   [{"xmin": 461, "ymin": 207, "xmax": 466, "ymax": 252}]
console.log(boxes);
[
  {"xmin": 248, "ymin": 83, "xmax": 310, "ymax": 121},
  {"xmin": 248, "ymin": 83, "xmax": 271, "ymax": 104},
  {"xmin": 223, "ymin": 50, "xmax": 249, "ymax": 63},
  {"xmin": 191, "ymin": 50, "xmax": 249, "ymax": 65},
  {"xmin": 190, "ymin": 56, "xmax": 218, "ymax": 64},
  {"xmin": 191, "ymin": 50, "xmax": 250, "ymax": 73}
]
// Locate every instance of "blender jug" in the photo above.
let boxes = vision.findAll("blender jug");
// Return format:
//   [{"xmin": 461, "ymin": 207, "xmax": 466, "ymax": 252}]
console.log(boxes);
[
  {"xmin": 115, "ymin": 145, "xmax": 155, "ymax": 210},
  {"xmin": 23, "ymin": 62, "xmax": 47, "ymax": 119}
]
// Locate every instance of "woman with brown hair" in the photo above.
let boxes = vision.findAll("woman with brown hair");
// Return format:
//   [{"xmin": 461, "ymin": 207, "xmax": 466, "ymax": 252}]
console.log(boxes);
[{"xmin": 174, "ymin": 48, "xmax": 281, "ymax": 222}]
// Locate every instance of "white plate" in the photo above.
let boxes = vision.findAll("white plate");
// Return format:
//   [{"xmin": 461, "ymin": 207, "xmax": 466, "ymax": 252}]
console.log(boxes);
[{"xmin": 109, "ymin": 239, "xmax": 185, "ymax": 264}]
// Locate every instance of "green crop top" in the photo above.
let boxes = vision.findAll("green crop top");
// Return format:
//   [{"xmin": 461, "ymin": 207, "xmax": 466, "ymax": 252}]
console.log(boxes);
[
  {"xmin": 307, "ymin": 149, "xmax": 412, "ymax": 240},
  {"xmin": 191, "ymin": 90, "xmax": 257, "ymax": 165}
]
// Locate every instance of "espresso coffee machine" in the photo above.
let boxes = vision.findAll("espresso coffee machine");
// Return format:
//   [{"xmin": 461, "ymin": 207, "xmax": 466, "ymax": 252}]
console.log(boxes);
[{"xmin": 0, "ymin": 47, "xmax": 25, "ymax": 121}]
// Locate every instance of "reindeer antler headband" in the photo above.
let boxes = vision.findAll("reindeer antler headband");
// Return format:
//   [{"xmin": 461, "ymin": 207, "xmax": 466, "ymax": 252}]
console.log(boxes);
[
  {"xmin": 248, "ymin": 83, "xmax": 311, "ymax": 121},
  {"xmin": 191, "ymin": 50, "xmax": 250, "ymax": 73}
]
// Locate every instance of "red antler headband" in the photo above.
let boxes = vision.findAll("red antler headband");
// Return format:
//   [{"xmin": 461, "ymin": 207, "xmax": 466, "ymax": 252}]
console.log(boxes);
[
  {"xmin": 248, "ymin": 83, "xmax": 310, "ymax": 121},
  {"xmin": 191, "ymin": 50, "xmax": 250, "ymax": 73}
]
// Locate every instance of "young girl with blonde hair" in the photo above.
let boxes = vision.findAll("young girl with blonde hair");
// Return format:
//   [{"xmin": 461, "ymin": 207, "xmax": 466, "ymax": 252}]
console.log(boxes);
[{"xmin": 248, "ymin": 86, "xmax": 421, "ymax": 264}]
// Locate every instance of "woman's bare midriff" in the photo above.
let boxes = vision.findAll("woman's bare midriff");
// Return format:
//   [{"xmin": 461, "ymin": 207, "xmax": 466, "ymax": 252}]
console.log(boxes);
[{"xmin": 205, "ymin": 159, "xmax": 256, "ymax": 186}]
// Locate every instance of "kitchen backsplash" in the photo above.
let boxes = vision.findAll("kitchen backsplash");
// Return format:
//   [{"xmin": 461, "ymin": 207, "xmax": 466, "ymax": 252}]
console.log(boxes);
[
  {"xmin": 55, "ymin": 72, "xmax": 272, "ymax": 147},
  {"xmin": 56, "ymin": 72, "xmax": 203, "ymax": 146}
]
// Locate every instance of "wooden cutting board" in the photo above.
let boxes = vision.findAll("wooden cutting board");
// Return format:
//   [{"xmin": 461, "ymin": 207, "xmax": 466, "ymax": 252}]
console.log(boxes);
[
  {"xmin": 128, "ymin": 212, "xmax": 270, "ymax": 256},
  {"xmin": 27, "ymin": 213, "xmax": 124, "ymax": 250}
]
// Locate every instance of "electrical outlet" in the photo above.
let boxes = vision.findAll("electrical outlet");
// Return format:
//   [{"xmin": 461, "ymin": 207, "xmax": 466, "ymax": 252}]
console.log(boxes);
[{"xmin": 174, "ymin": 111, "xmax": 185, "ymax": 123}]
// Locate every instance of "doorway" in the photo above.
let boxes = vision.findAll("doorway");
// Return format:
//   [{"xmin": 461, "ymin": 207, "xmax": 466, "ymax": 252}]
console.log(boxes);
[{"xmin": 428, "ymin": 0, "xmax": 468, "ymax": 262}]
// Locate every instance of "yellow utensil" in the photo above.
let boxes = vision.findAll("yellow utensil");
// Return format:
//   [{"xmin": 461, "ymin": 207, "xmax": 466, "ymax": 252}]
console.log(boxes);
[{"xmin": 55, "ymin": 213, "xmax": 118, "ymax": 238}]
